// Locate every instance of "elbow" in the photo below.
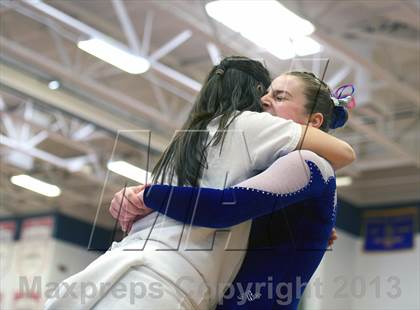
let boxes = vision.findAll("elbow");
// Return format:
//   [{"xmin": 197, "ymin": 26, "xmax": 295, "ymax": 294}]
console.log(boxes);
[
  {"xmin": 346, "ymin": 144, "xmax": 357, "ymax": 165},
  {"xmin": 337, "ymin": 144, "xmax": 356, "ymax": 169},
  {"xmin": 350, "ymin": 147, "xmax": 357, "ymax": 163}
]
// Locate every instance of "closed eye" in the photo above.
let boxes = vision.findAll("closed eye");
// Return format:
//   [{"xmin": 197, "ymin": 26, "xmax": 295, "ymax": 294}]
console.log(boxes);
[{"xmin": 273, "ymin": 89, "xmax": 292, "ymax": 101}]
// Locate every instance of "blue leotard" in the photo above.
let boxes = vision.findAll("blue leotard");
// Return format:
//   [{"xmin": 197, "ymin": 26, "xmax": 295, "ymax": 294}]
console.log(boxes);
[{"xmin": 143, "ymin": 160, "xmax": 336, "ymax": 309}]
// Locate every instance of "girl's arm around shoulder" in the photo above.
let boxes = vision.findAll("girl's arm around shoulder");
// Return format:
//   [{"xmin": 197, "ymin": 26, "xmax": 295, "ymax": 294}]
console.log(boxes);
[
  {"xmin": 296, "ymin": 125, "xmax": 356, "ymax": 170},
  {"xmin": 235, "ymin": 111, "xmax": 355, "ymax": 170}
]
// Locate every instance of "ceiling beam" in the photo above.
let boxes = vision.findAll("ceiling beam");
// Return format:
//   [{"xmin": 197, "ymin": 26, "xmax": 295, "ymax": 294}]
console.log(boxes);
[
  {"xmin": 142, "ymin": 11, "xmax": 154, "ymax": 55},
  {"xmin": 1, "ymin": 1, "xmax": 80, "ymax": 42},
  {"xmin": 347, "ymin": 117, "xmax": 420, "ymax": 167},
  {"xmin": 379, "ymin": 2, "xmax": 420, "ymax": 31},
  {"xmin": 111, "ymin": 0, "xmax": 142, "ymax": 54},
  {"xmin": 346, "ymin": 30, "xmax": 420, "ymax": 50},
  {"xmin": 1, "ymin": 111, "xmax": 94, "ymax": 154},
  {"xmin": 0, "ymin": 164, "xmax": 117, "ymax": 227},
  {"xmin": 313, "ymin": 31, "xmax": 420, "ymax": 107},
  {"xmin": 149, "ymin": 30, "xmax": 192, "ymax": 62},
  {"xmin": 24, "ymin": 0, "xmax": 201, "ymax": 92},
  {"xmin": 0, "ymin": 136, "xmax": 121, "ymax": 192},
  {"xmin": 151, "ymin": 1, "xmax": 262, "ymax": 65},
  {"xmin": 1, "ymin": 134, "xmax": 80, "ymax": 170},
  {"xmin": 326, "ymin": 65, "xmax": 352, "ymax": 89},
  {"xmin": 0, "ymin": 62, "xmax": 168, "ymax": 153},
  {"xmin": 279, "ymin": 2, "xmax": 419, "ymax": 107},
  {"xmin": 46, "ymin": 19, "xmax": 73, "ymax": 68},
  {"xmin": 0, "ymin": 35, "xmax": 177, "ymax": 132},
  {"xmin": 8, "ymin": 1, "xmax": 195, "ymax": 104},
  {"xmin": 93, "ymin": 65, "xmax": 195, "ymax": 104},
  {"xmin": 206, "ymin": 42, "xmax": 222, "ymax": 65}
]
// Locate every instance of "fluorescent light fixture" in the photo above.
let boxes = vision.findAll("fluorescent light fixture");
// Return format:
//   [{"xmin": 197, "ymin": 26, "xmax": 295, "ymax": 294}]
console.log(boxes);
[
  {"xmin": 205, "ymin": 0, "xmax": 321, "ymax": 59},
  {"xmin": 77, "ymin": 38, "xmax": 150, "ymax": 74},
  {"xmin": 107, "ymin": 160, "xmax": 151, "ymax": 184},
  {"xmin": 336, "ymin": 176, "xmax": 353, "ymax": 187},
  {"xmin": 48, "ymin": 80, "xmax": 60, "ymax": 90},
  {"xmin": 10, "ymin": 175, "xmax": 61, "ymax": 197},
  {"xmin": 292, "ymin": 36, "xmax": 322, "ymax": 56}
]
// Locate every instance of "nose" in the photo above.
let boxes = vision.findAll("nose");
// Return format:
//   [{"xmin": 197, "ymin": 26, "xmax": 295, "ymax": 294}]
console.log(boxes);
[{"xmin": 261, "ymin": 94, "xmax": 273, "ymax": 110}]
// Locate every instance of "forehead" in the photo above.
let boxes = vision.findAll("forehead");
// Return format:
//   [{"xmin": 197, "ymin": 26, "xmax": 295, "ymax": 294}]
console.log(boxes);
[{"xmin": 270, "ymin": 75, "xmax": 303, "ymax": 92}]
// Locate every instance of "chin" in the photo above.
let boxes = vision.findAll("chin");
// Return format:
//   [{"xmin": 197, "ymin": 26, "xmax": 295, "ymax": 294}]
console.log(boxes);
[
  {"xmin": 277, "ymin": 114, "xmax": 293, "ymax": 120},
  {"xmin": 263, "ymin": 109, "xmax": 276, "ymax": 116}
]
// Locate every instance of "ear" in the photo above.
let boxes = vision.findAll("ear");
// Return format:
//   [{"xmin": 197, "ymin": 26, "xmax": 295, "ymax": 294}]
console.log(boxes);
[{"xmin": 309, "ymin": 112, "xmax": 324, "ymax": 129}]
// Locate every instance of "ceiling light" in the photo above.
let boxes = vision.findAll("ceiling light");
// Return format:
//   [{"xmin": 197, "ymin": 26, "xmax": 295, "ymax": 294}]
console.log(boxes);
[
  {"xmin": 10, "ymin": 175, "xmax": 61, "ymax": 197},
  {"xmin": 107, "ymin": 161, "xmax": 151, "ymax": 184},
  {"xmin": 336, "ymin": 176, "xmax": 353, "ymax": 187},
  {"xmin": 205, "ymin": 0, "xmax": 321, "ymax": 59},
  {"xmin": 292, "ymin": 36, "xmax": 322, "ymax": 56},
  {"xmin": 48, "ymin": 80, "xmax": 60, "ymax": 90},
  {"xmin": 77, "ymin": 38, "xmax": 150, "ymax": 74}
]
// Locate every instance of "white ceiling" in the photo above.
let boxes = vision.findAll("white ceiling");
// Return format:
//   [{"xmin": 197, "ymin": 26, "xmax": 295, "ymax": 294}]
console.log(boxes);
[{"xmin": 0, "ymin": 0, "xmax": 419, "ymax": 227}]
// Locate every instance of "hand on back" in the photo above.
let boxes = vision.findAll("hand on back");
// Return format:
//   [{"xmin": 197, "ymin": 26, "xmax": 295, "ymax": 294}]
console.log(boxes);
[{"xmin": 109, "ymin": 184, "xmax": 153, "ymax": 232}]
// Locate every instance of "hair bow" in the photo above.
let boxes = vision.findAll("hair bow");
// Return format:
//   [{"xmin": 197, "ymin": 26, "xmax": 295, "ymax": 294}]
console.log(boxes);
[{"xmin": 332, "ymin": 84, "xmax": 356, "ymax": 109}]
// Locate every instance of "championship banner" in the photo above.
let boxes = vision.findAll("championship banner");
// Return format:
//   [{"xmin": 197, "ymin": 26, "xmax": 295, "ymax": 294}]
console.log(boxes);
[
  {"xmin": 362, "ymin": 207, "xmax": 417, "ymax": 251},
  {"xmin": 21, "ymin": 216, "xmax": 54, "ymax": 240}
]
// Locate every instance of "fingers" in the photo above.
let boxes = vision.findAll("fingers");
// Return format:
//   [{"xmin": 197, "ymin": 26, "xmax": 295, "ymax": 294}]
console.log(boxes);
[
  {"xmin": 120, "ymin": 213, "xmax": 145, "ymax": 233},
  {"xmin": 331, "ymin": 228, "xmax": 338, "ymax": 240},
  {"xmin": 120, "ymin": 219, "xmax": 131, "ymax": 233},
  {"xmin": 327, "ymin": 228, "xmax": 338, "ymax": 247},
  {"xmin": 132, "ymin": 184, "xmax": 148, "ymax": 194},
  {"xmin": 123, "ymin": 190, "xmax": 144, "ymax": 214},
  {"xmin": 110, "ymin": 187, "xmax": 144, "ymax": 216},
  {"xmin": 109, "ymin": 185, "xmax": 152, "ymax": 233}
]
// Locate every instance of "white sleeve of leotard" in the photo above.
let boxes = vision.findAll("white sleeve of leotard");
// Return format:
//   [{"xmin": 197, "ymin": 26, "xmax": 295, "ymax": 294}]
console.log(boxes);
[
  {"xmin": 237, "ymin": 150, "xmax": 335, "ymax": 195},
  {"xmin": 236, "ymin": 111, "xmax": 302, "ymax": 171}
]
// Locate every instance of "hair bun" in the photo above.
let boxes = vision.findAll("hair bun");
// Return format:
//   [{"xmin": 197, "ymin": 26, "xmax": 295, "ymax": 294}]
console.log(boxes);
[{"xmin": 330, "ymin": 106, "xmax": 348, "ymax": 129}]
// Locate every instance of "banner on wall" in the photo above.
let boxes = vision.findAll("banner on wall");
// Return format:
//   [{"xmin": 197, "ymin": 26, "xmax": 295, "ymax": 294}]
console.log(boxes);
[
  {"xmin": 0, "ymin": 221, "xmax": 17, "ymax": 242},
  {"xmin": 16, "ymin": 216, "xmax": 55, "ymax": 277},
  {"xmin": 362, "ymin": 207, "xmax": 417, "ymax": 251},
  {"xmin": 0, "ymin": 220, "xmax": 18, "ymax": 310},
  {"xmin": 0, "ymin": 221, "xmax": 17, "ymax": 275},
  {"xmin": 21, "ymin": 216, "xmax": 54, "ymax": 240}
]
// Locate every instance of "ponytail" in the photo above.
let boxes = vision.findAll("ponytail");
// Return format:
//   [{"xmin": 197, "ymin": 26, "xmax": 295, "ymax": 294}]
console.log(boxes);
[{"xmin": 330, "ymin": 106, "xmax": 348, "ymax": 129}]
